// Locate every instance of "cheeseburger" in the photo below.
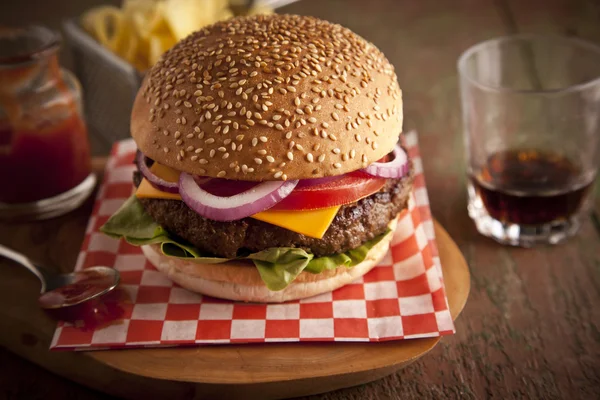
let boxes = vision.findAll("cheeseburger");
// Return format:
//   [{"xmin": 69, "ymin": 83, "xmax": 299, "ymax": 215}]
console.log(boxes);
[{"xmin": 102, "ymin": 14, "xmax": 413, "ymax": 303}]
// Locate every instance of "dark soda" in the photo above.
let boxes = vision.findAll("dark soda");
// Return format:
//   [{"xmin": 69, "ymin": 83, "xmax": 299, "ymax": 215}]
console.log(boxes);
[{"xmin": 470, "ymin": 149, "xmax": 594, "ymax": 225}]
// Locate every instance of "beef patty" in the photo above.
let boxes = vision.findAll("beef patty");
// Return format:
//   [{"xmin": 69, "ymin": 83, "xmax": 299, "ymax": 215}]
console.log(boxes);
[{"xmin": 136, "ymin": 171, "xmax": 413, "ymax": 258}]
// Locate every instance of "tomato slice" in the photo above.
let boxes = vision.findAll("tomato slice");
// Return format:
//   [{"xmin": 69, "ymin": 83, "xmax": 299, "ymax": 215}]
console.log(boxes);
[{"xmin": 270, "ymin": 171, "xmax": 386, "ymax": 211}]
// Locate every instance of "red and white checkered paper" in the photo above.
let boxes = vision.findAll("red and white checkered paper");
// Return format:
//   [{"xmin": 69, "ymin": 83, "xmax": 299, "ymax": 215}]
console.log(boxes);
[{"xmin": 51, "ymin": 130, "xmax": 454, "ymax": 350}]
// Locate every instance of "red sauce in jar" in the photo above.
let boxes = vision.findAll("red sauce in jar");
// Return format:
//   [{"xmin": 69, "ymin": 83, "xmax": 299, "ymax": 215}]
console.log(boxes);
[
  {"xmin": 0, "ymin": 29, "xmax": 91, "ymax": 204},
  {"xmin": 0, "ymin": 114, "xmax": 91, "ymax": 203}
]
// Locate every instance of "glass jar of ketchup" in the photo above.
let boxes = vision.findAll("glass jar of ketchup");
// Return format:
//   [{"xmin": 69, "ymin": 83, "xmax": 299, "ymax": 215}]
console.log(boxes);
[{"xmin": 0, "ymin": 26, "xmax": 95, "ymax": 220}]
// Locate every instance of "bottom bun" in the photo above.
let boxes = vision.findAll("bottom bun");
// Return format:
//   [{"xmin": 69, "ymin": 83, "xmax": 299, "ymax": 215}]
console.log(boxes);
[{"xmin": 142, "ymin": 216, "xmax": 399, "ymax": 303}]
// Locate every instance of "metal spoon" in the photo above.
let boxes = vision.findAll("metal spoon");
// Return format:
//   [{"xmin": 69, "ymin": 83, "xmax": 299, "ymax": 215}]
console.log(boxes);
[{"xmin": 0, "ymin": 244, "xmax": 120, "ymax": 309}]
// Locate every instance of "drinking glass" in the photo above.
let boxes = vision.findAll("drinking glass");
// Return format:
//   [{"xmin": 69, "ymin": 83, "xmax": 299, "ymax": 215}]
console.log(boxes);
[{"xmin": 458, "ymin": 35, "xmax": 600, "ymax": 246}]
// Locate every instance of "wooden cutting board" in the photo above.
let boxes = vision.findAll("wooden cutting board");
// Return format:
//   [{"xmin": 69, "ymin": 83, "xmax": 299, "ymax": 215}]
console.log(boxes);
[{"xmin": 0, "ymin": 159, "xmax": 470, "ymax": 399}]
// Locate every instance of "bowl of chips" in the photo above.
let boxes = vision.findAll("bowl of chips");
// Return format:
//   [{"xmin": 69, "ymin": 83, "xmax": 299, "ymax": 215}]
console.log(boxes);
[{"xmin": 63, "ymin": 0, "xmax": 278, "ymax": 145}]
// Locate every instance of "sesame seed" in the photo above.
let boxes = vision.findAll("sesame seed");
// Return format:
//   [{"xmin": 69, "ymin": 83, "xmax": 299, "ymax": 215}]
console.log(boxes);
[
  {"xmin": 266, "ymin": 156, "xmax": 275, "ymax": 163},
  {"xmin": 199, "ymin": 159, "xmax": 208, "ymax": 164},
  {"xmin": 306, "ymin": 153, "xmax": 314, "ymax": 162},
  {"xmin": 287, "ymin": 152, "xmax": 294, "ymax": 161},
  {"xmin": 334, "ymin": 163, "xmax": 342, "ymax": 169},
  {"xmin": 259, "ymin": 136, "xmax": 268, "ymax": 143},
  {"xmin": 274, "ymin": 171, "xmax": 283, "ymax": 179},
  {"xmin": 163, "ymin": 147, "xmax": 169, "ymax": 153},
  {"xmin": 332, "ymin": 148, "xmax": 341, "ymax": 154},
  {"xmin": 217, "ymin": 171, "xmax": 226, "ymax": 177},
  {"xmin": 295, "ymin": 144, "xmax": 304, "ymax": 151},
  {"xmin": 254, "ymin": 158, "xmax": 263, "ymax": 165},
  {"xmin": 285, "ymin": 131, "xmax": 292, "ymax": 139},
  {"xmin": 252, "ymin": 138, "xmax": 258, "ymax": 146},
  {"xmin": 350, "ymin": 149, "xmax": 356, "ymax": 158},
  {"xmin": 355, "ymin": 134, "xmax": 361, "ymax": 142},
  {"xmin": 318, "ymin": 154, "xmax": 326, "ymax": 162}
]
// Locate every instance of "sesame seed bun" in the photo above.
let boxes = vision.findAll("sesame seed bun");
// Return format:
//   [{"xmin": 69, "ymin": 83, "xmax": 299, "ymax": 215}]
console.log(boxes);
[
  {"xmin": 141, "ymin": 215, "xmax": 397, "ymax": 303},
  {"xmin": 131, "ymin": 14, "xmax": 403, "ymax": 181}
]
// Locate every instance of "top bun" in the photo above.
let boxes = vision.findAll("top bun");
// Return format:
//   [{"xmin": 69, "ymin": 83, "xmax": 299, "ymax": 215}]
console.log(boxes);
[{"xmin": 131, "ymin": 14, "xmax": 402, "ymax": 181}]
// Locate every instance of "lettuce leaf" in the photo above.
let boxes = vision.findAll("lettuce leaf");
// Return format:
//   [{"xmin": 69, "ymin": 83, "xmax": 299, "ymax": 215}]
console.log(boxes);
[{"xmin": 101, "ymin": 196, "xmax": 390, "ymax": 291}]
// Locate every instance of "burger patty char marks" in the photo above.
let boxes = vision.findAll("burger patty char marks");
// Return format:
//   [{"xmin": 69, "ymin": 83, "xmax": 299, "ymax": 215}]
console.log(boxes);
[{"xmin": 136, "ymin": 172, "xmax": 413, "ymax": 259}]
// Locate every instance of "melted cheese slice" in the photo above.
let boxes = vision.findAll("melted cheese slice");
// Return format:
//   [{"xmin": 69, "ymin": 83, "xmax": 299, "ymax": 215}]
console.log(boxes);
[{"xmin": 135, "ymin": 163, "xmax": 339, "ymax": 239}]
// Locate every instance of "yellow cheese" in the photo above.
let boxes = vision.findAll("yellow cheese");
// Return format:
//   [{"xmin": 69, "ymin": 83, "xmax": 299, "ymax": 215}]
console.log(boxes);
[
  {"xmin": 135, "ymin": 163, "xmax": 339, "ymax": 238},
  {"xmin": 251, "ymin": 206, "xmax": 339, "ymax": 239}
]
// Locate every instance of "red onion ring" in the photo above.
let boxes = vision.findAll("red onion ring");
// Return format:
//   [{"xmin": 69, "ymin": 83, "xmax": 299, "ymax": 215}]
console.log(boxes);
[
  {"xmin": 362, "ymin": 144, "xmax": 409, "ymax": 178},
  {"xmin": 136, "ymin": 151, "xmax": 179, "ymax": 193},
  {"xmin": 178, "ymin": 172, "xmax": 299, "ymax": 221}
]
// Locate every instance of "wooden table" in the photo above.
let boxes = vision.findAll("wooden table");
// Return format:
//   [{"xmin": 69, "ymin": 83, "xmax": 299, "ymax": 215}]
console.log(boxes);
[{"xmin": 1, "ymin": 0, "xmax": 599, "ymax": 398}]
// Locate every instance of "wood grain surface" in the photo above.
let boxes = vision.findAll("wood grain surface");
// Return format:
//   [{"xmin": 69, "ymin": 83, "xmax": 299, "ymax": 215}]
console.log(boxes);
[{"xmin": 1, "ymin": 0, "xmax": 599, "ymax": 399}]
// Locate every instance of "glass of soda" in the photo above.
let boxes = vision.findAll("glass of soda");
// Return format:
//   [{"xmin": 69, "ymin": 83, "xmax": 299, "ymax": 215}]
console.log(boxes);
[{"xmin": 458, "ymin": 35, "xmax": 600, "ymax": 246}]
